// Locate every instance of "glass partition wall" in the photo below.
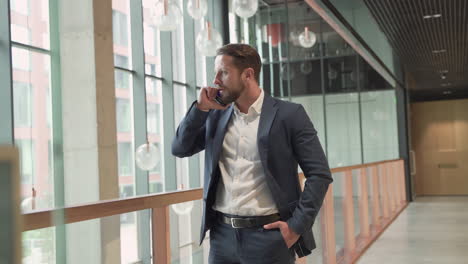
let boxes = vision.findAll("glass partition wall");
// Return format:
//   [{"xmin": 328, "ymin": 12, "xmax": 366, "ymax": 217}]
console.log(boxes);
[{"xmin": 229, "ymin": 0, "xmax": 399, "ymax": 168}]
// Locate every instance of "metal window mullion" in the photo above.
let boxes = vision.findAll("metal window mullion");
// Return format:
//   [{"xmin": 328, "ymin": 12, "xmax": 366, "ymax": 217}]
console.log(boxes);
[
  {"xmin": 49, "ymin": 0, "xmax": 66, "ymax": 263},
  {"xmin": 161, "ymin": 31, "xmax": 176, "ymax": 192},
  {"xmin": 183, "ymin": 4, "xmax": 200, "ymax": 189},
  {"xmin": 11, "ymin": 41, "xmax": 50, "ymax": 55},
  {"xmin": 356, "ymin": 55, "xmax": 364, "ymax": 164},
  {"xmin": 283, "ymin": 0, "xmax": 292, "ymax": 101},
  {"xmin": 320, "ymin": 19, "xmax": 329, "ymax": 157},
  {"xmin": 205, "ymin": 0, "xmax": 216, "ymax": 85},
  {"xmin": 129, "ymin": 1, "xmax": 151, "ymax": 263},
  {"xmin": 0, "ymin": 0, "xmax": 14, "ymax": 144}
]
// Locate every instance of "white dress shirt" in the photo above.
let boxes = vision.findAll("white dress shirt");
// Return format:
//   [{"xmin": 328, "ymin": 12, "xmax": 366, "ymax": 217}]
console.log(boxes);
[{"xmin": 213, "ymin": 89, "xmax": 278, "ymax": 216}]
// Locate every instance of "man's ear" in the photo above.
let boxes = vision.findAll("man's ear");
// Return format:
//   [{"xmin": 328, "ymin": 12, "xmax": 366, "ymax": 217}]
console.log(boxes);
[{"xmin": 243, "ymin": 68, "xmax": 254, "ymax": 81}]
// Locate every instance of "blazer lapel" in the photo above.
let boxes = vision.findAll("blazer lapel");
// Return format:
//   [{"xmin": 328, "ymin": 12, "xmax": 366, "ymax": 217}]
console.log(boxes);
[
  {"xmin": 257, "ymin": 94, "xmax": 278, "ymax": 161},
  {"xmin": 211, "ymin": 106, "xmax": 234, "ymax": 169}
]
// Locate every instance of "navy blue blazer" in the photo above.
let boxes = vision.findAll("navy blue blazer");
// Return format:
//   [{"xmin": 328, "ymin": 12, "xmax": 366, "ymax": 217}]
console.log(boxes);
[{"xmin": 172, "ymin": 93, "xmax": 332, "ymax": 257}]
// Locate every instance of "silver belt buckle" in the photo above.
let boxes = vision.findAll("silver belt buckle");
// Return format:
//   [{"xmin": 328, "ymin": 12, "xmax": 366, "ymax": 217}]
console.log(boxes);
[{"xmin": 230, "ymin": 218, "xmax": 243, "ymax": 228}]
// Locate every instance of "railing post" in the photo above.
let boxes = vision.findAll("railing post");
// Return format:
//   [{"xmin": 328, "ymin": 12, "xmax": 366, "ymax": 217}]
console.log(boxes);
[
  {"xmin": 359, "ymin": 167, "xmax": 370, "ymax": 238},
  {"xmin": 321, "ymin": 185, "xmax": 336, "ymax": 264},
  {"xmin": 371, "ymin": 166, "xmax": 381, "ymax": 229},
  {"xmin": 388, "ymin": 162, "xmax": 396, "ymax": 214},
  {"xmin": 152, "ymin": 206, "xmax": 170, "ymax": 264},
  {"xmin": 399, "ymin": 160, "xmax": 406, "ymax": 204},
  {"xmin": 392, "ymin": 162, "xmax": 401, "ymax": 209},
  {"xmin": 343, "ymin": 170, "xmax": 355, "ymax": 257},
  {"xmin": 380, "ymin": 164, "xmax": 390, "ymax": 219}
]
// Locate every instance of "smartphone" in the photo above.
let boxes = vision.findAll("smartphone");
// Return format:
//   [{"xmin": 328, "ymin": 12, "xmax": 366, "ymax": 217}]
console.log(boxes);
[{"xmin": 214, "ymin": 89, "xmax": 227, "ymax": 107}]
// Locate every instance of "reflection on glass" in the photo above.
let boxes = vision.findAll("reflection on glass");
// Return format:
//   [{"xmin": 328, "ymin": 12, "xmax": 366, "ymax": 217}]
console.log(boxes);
[
  {"xmin": 361, "ymin": 90, "xmax": 398, "ymax": 163},
  {"xmin": 171, "ymin": 0, "xmax": 186, "ymax": 82},
  {"xmin": 10, "ymin": 0, "xmax": 50, "ymax": 49},
  {"xmin": 112, "ymin": 0, "xmax": 132, "ymax": 69},
  {"xmin": 12, "ymin": 48, "xmax": 54, "ymax": 212},
  {"xmin": 325, "ymin": 93, "xmax": 362, "ymax": 168},
  {"xmin": 169, "ymin": 200, "xmax": 206, "ymax": 264},
  {"xmin": 22, "ymin": 228, "xmax": 56, "ymax": 264},
  {"xmin": 332, "ymin": 172, "xmax": 344, "ymax": 254},
  {"xmin": 120, "ymin": 212, "xmax": 139, "ymax": 263}
]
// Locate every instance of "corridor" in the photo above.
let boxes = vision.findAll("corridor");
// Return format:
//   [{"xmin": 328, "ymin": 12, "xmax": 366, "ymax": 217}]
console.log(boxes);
[{"xmin": 357, "ymin": 197, "xmax": 468, "ymax": 264}]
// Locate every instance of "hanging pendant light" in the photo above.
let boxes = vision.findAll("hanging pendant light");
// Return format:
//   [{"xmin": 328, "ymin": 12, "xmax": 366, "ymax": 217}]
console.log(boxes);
[
  {"xmin": 196, "ymin": 21, "xmax": 223, "ymax": 57},
  {"xmin": 298, "ymin": 26, "xmax": 317, "ymax": 48},
  {"xmin": 233, "ymin": 0, "xmax": 258, "ymax": 19},
  {"xmin": 135, "ymin": 140, "xmax": 161, "ymax": 171},
  {"xmin": 152, "ymin": 0, "xmax": 182, "ymax": 31},
  {"xmin": 187, "ymin": 0, "xmax": 207, "ymax": 20}
]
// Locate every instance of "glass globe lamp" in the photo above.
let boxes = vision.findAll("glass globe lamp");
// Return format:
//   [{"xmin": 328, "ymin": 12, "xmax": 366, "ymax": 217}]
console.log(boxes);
[
  {"xmin": 298, "ymin": 27, "xmax": 317, "ymax": 48},
  {"xmin": 233, "ymin": 0, "xmax": 258, "ymax": 18},
  {"xmin": 300, "ymin": 61, "xmax": 313, "ymax": 75},
  {"xmin": 135, "ymin": 142, "xmax": 160, "ymax": 171},
  {"xmin": 187, "ymin": 0, "xmax": 207, "ymax": 20},
  {"xmin": 196, "ymin": 21, "xmax": 223, "ymax": 57},
  {"xmin": 152, "ymin": 0, "xmax": 182, "ymax": 31},
  {"xmin": 171, "ymin": 201, "xmax": 195, "ymax": 215}
]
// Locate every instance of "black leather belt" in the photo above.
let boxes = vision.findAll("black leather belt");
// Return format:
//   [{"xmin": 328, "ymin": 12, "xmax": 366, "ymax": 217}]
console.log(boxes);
[{"xmin": 217, "ymin": 212, "xmax": 281, "ymax": 229}]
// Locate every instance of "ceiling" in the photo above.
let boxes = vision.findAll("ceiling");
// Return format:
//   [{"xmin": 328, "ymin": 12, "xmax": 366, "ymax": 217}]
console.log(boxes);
[{"xmin": 363, "ymin": 0, "xmax": 468, "ymax": 101}]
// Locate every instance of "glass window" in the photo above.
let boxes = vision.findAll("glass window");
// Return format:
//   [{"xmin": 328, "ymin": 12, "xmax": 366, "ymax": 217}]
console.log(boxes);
[
  {"xmin": 10, "ymin": 0, "xmax": 50, "ymax": 49},
  {"xmin": 10, "ymin": 0, "xmax": 29, "ymax": 15},
  {"xmin": 146, "ymin": 78, "xmax": 164, "ymax": 193},
  {"xmin": 12, "ymin": 48, "xmax": 53, "ymax": 212},
  {"xmin": 116, "ymin": 98, "xmax": 132, "ymax": 133},
  {"xmin": 112, "ymin": 10, "xmax": 129, "ymax": 47},
  {"xmin": 112, "ymin": 0, "xmax": 132, "ymax": 69},
  {"xmin": 16, "ymin": 139, "xmax": 34, "ymax": 184},
  {"xmin": 118, "ymin": 142, "xmax": 134, "ymax": 177},
  {"xmin": 142, "ymin": 0, "xmax": 161, "ymax": 77},
  {"xmin": 171, "ymin": 0, "xmax": 185, "ymax": 83},
  {"xmin": 11, "ymin": 24, "xmax": 30, "ymax": 44},
  {"xmin": 13, "ymin": 81, "xmax": 33, "ymax": 127},
  {"xmin": 195, "ymin": 18, "xmax": 207, "ymax": 87},
  {"xmin": 115, "ymin": 69, "xmax": 130, "ymax": 89},
  {"xmin": 12, "ymin": 47, "xmax": 30, "ymax": 71},
  {"xmin": 147, "ymin": 103, "xmax": 160, "ymax": 134}
]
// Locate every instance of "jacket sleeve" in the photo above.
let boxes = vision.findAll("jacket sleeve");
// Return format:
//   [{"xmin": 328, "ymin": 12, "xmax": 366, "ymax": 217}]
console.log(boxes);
[
  {"xmin": 172, "ymin": 101, "xmax": 209, "ymax": 158},
  {"xmin": 286, "ymin": 105, "xmax": 333, "ymax": 235}
]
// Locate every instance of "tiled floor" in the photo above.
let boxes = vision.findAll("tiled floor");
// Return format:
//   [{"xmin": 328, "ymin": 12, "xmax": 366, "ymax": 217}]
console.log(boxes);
[{"xmin": 357, "ymin": 196, "xmax": 468, "ymax": 264}]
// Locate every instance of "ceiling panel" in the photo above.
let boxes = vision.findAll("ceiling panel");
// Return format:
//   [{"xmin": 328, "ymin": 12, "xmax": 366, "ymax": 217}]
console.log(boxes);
[{"xmin": 363, "ymin": 0, "xmax": 468, "ymax": 100}]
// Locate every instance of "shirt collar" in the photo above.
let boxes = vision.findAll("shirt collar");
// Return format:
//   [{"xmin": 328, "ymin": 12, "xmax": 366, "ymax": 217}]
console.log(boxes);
[{"xmin": 234, "ymin": 89, "xmax": 264, "ymax": 116}]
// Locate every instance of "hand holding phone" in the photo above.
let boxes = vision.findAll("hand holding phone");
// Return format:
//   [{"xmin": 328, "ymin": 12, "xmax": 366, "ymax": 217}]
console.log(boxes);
[{"xmin": 196, "ymin": 86, "xmax": 228, "ymax": 111}]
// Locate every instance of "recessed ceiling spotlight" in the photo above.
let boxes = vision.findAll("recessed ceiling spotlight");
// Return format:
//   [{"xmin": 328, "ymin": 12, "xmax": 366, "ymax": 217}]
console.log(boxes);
[
  {"xmin": 439, "ymin": 69, "xmax": 449, "ymax": 73},
  {"xmin": 423, "ymin": 14, "xmax": 442, "ymax": 19},
  {"xmin": 441, "ymin": 83, "xmax": 452, "ymax": 87},
  {"xmin": 443, "ymin": 91, "xmax": 452, "ymax": 95},
  {"xmin": 432, "ymin": 49, "xmax": 447, "ymax": 53},
  {"xmin": 440, "ymin": 72, "xmax": 447, "ymax": 79}
]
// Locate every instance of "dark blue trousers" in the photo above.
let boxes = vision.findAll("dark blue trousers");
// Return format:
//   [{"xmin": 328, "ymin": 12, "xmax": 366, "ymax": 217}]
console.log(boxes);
[{"xmin": 208, "ymin": 220, "xmax": 296, "ymax": 264}]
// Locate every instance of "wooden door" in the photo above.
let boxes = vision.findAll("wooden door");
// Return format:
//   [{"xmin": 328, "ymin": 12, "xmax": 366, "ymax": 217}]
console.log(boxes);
[{"xmin": 411, "ymin": 99, "xmax": 468, "ymax": 195}]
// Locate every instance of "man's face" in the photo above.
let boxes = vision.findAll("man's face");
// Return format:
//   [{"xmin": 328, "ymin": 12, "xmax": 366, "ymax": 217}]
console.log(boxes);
[{"xmin": 213, "ymin": 55, "xmax": 245, "ymax": 105}]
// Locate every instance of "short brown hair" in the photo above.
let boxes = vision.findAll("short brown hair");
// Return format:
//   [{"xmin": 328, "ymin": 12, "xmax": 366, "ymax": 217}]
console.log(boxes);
[{"xmin": 216, "ymin": 44, "xmax": 261, "ymax": 83}]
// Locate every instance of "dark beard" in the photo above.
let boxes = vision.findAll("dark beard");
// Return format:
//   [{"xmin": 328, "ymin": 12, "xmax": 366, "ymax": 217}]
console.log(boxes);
[{"xmin": 220, "ymin": 84, "xmax": 243, "ymax": 105}]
